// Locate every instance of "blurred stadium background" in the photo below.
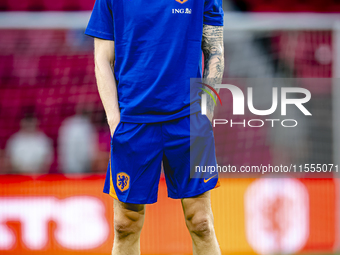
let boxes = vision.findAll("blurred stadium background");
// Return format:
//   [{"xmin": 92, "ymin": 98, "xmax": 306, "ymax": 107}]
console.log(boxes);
[{"xmin": 0, "ymin": 0, "xmax": 340, "ymax": 254}]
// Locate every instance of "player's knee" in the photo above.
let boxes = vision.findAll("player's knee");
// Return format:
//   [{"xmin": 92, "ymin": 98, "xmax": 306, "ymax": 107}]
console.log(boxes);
[
  {"xmin": 186, "ymin": 212, "xmax": 213, "ymax": 238},
  {"xmin": 114, "ymin": 211, "xmax": 144, "ymax": 239}
]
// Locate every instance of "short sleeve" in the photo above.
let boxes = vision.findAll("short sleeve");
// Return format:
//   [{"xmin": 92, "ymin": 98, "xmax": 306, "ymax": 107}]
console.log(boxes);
[
  {"xmin": 203, "ymin": 0, "xmax": 224, "ymax": 26},
  {"xmin": 85, "ymin": 0, "xmax": 114, "ymax": 41}
]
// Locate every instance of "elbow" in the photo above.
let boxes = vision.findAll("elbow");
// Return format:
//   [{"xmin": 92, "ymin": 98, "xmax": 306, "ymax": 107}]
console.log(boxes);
[
  {"xmin": 94, "ymin": 56, "xmax": 114, "ymax": 72},
  {"xmin": 110, "ymin": 61, "xmax": 115, "ymax": 70}
]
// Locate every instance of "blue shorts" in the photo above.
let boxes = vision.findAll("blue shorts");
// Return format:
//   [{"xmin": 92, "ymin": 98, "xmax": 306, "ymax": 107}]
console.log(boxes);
[{"xmin": 103, "ymin": 112, "xmax": 219, "ymax": 204}]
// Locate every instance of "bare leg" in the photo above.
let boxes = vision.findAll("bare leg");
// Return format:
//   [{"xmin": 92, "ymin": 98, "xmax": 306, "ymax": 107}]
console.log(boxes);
[
  {"xmin": 112, "ymin": 199, "xmax": 145, "ymax": 255},
  {"xmin": 181, "ymin": 191, "xmax": 221, "ymax": 255}
]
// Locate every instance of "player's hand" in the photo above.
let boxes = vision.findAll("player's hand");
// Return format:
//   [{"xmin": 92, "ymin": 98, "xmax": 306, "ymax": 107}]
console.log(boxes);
[{"xmin": 206, "ymin": 110, "xmax": 213, "ymax": 124}]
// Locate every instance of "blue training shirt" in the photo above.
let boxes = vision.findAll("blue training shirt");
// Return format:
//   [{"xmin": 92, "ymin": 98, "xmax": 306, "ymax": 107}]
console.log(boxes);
[{"xmin": 85, "ymin": 0, "xmax": 224, "ymax": 123}]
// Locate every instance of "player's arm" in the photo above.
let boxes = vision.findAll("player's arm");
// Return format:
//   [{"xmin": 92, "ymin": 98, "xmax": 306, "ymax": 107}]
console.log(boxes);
[
  {"xmin": 94, "ymin": 38, "xmax": 120, "ymax": 136},
  {"xmin": 202, "ymin": 24, "xmax": 224, "ymax": 122}
]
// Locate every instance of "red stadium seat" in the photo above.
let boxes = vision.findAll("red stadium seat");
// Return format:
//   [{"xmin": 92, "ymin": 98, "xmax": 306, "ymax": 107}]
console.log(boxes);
[
  {"xmin": 78, "ymin": 0, "xmax": 95, "ymax": 10},
  {"xmin": 6, "ymin": 0, "xmax": 43, "ymax": 11},
  {"xmin": 0, "ymin": 0, "xmax": 8, "ymax": 11},
  {"xmin": 11, "ymin": 55, "xmax": 39, "ymax": 79},
  {"xmin": 6, "ymin": 0, "xmax": 31, "ymax": 11},
  {"xmin": 0, "ymin": 28, "xmax": 99, "ymax": 172},
  {"xmin": 242, "ymin": 0, "xmax": 340, "ymax": 12},
  {"xmin": 42, "ymin": 0, "xmax": 79, "ymax": 11},
  {"xmin": 250, "ymin": 0, "xmax": 283, "ymax": 12},
  {"xmin": 325, "ymin": 2, "xmax": 340, "ymax": 12},
  {"xmin": 3, "ymin": 0, "xmax": 340, "ymax": 12},
  {"xmin": 38, "ymin": 55, "xmax": 56, "ymax": 78},
  {"xmin": 0, "ymin": 55, "xmax": 13, "ymax": 79}
]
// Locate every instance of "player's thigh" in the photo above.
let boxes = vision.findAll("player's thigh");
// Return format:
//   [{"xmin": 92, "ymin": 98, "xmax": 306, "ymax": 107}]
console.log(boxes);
[{"xmin": 113, "ymin": 199, "xmax": 145, "ymax": 234}]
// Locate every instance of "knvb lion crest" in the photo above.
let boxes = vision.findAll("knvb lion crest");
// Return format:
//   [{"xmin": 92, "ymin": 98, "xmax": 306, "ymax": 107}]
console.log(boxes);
[
  {"xmin": 116, "ymin": 172, "xmax": 130, "ymax": 192},
  {"xmin": 175, "ymin": 0, "xmax": 188, "ymax": 4}
]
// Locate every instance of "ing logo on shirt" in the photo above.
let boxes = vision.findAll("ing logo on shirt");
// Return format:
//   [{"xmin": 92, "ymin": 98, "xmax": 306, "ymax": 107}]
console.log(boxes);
[
  {"xmin": 117, "ymin": 172, "xmax": 130, "ymax": 192},
  {"xmin": 175, "ymin": 0, "xmax": 188, "ymax": 3},
  {"xmin": 172, "ymin": 8, "xmax": 192, "ymax": 14}
]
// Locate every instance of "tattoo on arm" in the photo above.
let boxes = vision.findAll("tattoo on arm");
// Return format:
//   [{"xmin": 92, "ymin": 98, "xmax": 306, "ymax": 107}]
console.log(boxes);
[{"xmin": 202, "ymin": 24, "xmax": 224, "ymax": 119}]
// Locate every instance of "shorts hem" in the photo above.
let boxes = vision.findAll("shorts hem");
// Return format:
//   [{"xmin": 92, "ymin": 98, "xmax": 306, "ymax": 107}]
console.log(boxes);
[
  {"xmin": 168, "ymin": 180, "xmax": 219, "ymax": 199},
  {"xmin": 104, "ymin": 191, "xmax": 158, "ymax": 204}
]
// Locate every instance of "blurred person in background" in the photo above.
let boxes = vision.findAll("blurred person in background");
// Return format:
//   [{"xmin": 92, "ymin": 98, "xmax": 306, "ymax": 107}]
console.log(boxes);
[
  {"xmin": 58, "ymin": 104, "xmax": 97, "ymax": 174},
  {"xmin": 6, "ymin": 112, "xmax": 53, "ymax": 174}
]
